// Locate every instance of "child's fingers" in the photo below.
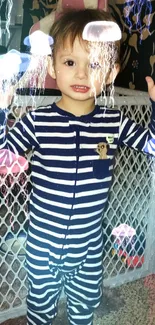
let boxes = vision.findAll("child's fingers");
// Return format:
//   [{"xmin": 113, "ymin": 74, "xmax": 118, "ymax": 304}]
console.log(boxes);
[
  {"xmin": 146, "ymin": 76, "xmax": 154, "ymax": 89},
  {"xmin": 146, "ymin": 76, "xmax": 155, "ymax": 102},
  {"xmin": 145, "ymin": 76, "xmax": 155, "ymax": 101}
]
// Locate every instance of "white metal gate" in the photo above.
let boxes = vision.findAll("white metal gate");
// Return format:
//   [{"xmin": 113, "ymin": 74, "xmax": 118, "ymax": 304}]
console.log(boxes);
[{"xmin": 0, "ymin": 88, "xmax": 155, "ymax": 322}]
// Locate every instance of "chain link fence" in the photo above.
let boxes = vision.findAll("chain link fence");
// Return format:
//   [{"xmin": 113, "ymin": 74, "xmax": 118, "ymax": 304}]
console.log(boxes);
[{"xmin": 0, "ymin": 88, "xmax": 155, "ymax": 322}]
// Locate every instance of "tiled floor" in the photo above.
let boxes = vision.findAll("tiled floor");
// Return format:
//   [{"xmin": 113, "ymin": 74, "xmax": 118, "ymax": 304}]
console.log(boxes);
[{"xmin": 1, "ymin": 275, "xmax": 155, "ymax": 325}]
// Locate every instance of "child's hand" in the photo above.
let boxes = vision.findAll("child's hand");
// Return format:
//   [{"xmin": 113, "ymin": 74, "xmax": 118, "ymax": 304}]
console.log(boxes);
[
  {"xmin": 146, "ymin": 77, "xmax": 155, "ymax": 102},
  {"xmin": 0, "ymin": 86, "xmax": 14, "ymax": 109}
]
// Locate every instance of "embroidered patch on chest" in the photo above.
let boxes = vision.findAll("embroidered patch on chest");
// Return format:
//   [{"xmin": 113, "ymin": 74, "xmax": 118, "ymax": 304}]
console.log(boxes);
[{"xmin": 95, "ymin": 142, "xmax": 109, "ymax": 159}]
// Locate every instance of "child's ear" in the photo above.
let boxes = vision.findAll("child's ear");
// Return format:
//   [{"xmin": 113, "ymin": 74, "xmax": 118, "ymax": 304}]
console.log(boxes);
[
  {"xmin": 106, "ymin": 63, "xmax": 120, "ymax": 84},
  {"xmin": 47, "ymin": 56, "xmax": 56, "ymax": 79}
]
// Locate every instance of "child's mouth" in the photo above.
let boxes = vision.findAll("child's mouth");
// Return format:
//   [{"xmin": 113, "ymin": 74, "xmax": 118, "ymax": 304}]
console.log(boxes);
[{"xmin": 71, "ymin": 85, "xmax": 90, "ymax": 93}]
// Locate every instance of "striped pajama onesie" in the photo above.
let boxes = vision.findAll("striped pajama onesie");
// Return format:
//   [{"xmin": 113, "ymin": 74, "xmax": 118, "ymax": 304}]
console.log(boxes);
[{"xmin": 0, "ymin": 100, "xmax": 155, "ymax": 325}]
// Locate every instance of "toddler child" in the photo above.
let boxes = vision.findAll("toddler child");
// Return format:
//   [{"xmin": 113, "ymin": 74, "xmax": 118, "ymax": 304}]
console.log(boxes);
[{"xmin": 0, "ymin": 8, "xmax": 155, "ymax": 325}]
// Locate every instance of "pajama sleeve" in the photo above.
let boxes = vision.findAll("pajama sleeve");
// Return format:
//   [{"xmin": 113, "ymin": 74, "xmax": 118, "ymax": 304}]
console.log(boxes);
[
  {"xmin": 0, "ymin": 109, "xmax": 39, "ymax": 156},
  {"xmin": 118, "ymin": 100, "xmax": 155, "ymax": 156}
]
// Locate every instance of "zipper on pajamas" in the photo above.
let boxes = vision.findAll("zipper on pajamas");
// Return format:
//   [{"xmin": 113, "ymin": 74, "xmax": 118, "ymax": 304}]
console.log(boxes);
[{"xmin": 60, "ymin": 129, "xmax": 80, "ymax": 260}]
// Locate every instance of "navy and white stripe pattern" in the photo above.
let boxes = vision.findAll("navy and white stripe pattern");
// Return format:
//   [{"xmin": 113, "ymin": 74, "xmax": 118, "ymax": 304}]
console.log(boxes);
[{"xmin": 0, "ymin": 101, "xmax": 155, "ymax": 325}]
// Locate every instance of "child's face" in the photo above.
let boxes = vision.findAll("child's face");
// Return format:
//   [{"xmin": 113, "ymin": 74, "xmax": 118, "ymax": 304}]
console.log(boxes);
[{"xmin": 49, "ymin": 36, "xmax": 117, "ymax": 105}]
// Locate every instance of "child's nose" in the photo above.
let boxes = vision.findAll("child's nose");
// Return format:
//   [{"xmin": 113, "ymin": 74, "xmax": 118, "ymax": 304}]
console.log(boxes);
[{"xmin": 76, "ymin": 65, "xmax": 88, "ymax": 79}]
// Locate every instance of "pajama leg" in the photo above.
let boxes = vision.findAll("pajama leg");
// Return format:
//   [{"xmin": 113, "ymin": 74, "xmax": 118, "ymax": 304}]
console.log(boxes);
[
  {"xmin": 26, "ymin": 264, "xmax": 63, "ymax": 325},
  {"xmin": 67, "ymin": 298, "xmax": 94, "ymax": 325},
  {"xmin": 25, "ymin": 219, "xmax": 64, "ymax": 325},
  {"xmin": 64, "ymin": 244, "xmax": 103, "ymax": 325}
]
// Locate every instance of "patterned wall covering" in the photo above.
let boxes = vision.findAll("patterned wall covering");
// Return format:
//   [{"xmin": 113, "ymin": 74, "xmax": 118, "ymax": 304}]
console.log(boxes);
[
  {"xmin": 109, "ymin": 0, "xmax": 155, "ymax": 91},
  {"xmin": 20, "ymin": 0, "xmax": 58, "ymax": 51}
]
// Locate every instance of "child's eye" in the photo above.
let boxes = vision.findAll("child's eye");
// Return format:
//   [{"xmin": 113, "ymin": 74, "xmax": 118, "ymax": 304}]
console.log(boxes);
[
  {"xmin": 64, "ymin": 60, "xmax": 75, "ymax": 66},
  {"xmin": 90, "ymin": 62, "xmax": 101, "ymax": 69}
]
